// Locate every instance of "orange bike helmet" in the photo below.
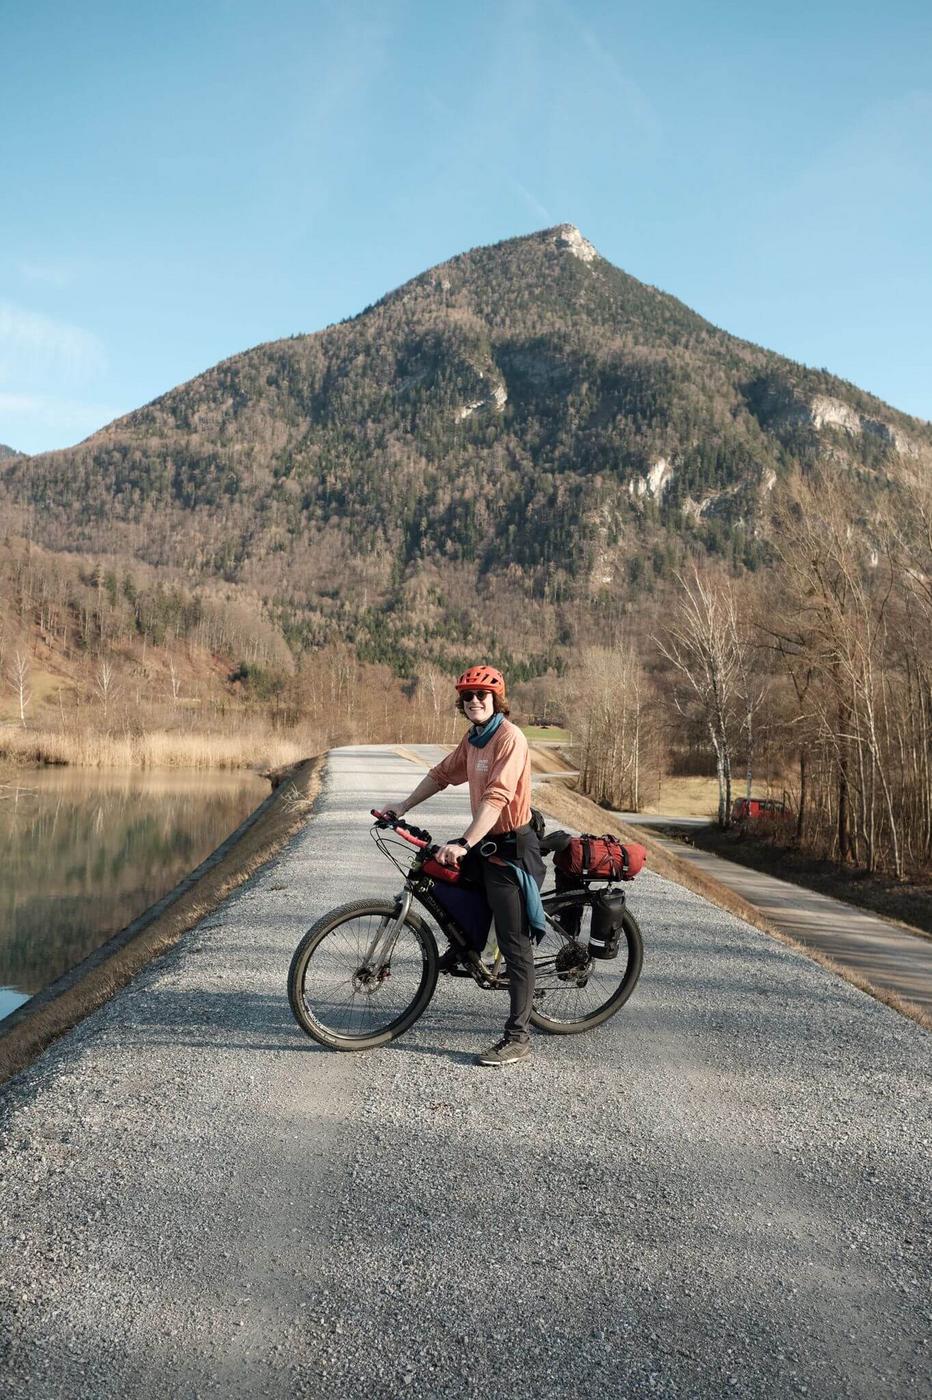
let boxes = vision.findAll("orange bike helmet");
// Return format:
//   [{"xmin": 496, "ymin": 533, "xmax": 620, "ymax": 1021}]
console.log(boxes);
[{"xmin": 455, "ymin": 665, "xmax": 506, "ymax": 697}]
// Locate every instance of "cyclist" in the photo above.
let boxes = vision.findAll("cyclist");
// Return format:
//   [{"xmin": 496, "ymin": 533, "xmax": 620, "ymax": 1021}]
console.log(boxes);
[{"xmin": 379, "ymin": 665, "xmax": 544, "ymax": 1067}]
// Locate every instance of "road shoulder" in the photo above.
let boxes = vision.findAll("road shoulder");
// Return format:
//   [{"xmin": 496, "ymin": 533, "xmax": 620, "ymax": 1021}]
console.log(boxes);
[{"xmin": 533, "ymin": 780, "xmax": 932, "ymax": 1031}]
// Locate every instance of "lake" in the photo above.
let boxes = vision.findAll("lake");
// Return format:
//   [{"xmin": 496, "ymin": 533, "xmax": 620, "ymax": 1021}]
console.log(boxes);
[{"xmin": 0, "ymin": 767, "xmax": 268, "ymax": 1022}]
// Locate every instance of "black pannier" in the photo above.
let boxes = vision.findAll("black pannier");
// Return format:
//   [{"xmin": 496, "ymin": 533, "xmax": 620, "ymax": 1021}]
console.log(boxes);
[
  {"xmin": 549, "ymin": 872, "xmax": 627, "ymax": 959},
  {"xmin": 588, "ymin": 888, "xmax": 627, "ymax": 959}
]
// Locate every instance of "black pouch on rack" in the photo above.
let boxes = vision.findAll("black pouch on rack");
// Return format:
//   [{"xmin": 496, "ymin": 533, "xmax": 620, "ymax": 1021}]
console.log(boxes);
[{"xmin": 588, "ymin": 889, "xmax": 627, "ymax": 959}]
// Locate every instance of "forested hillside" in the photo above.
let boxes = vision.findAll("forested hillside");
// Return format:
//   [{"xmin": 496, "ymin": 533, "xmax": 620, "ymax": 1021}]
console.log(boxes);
[{"xmin": 2, "ymin": 225, "xmax": 929, "ymax": 677}]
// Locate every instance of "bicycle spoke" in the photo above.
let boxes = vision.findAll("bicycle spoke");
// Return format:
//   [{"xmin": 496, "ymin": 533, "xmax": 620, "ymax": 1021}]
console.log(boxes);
[
  {"xmin": 532, "ymin": 895, "xmax": 639, "ymax": 1028},
  {"xmin": 295, "ymin": 908, "xmax": 431, "ymax": 1043}
]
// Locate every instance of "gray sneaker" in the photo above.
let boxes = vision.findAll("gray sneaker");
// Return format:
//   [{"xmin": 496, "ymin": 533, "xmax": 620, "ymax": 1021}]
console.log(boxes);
[{"xmin": 475, "ymin": 1037, "xmax": 532, "ymax": 1067}]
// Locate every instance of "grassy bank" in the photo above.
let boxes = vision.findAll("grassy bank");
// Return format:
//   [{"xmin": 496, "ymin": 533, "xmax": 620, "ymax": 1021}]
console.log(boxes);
[{"xmin": 0, "ymin": 724, "xmax": 314, "ymax": 772}]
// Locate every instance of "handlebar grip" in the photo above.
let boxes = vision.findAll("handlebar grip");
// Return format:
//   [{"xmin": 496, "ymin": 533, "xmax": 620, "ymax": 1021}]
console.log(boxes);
[
  {"xmin": 396, "ymin": 828, "xmax": 429, "ymax": 849},
  {"xmin": 370, "ymin": 810, "xmax": 430, "ymax": 848}
]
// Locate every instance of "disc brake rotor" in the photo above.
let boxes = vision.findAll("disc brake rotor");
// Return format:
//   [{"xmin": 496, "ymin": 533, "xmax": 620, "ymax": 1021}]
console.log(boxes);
[{"xmin": 352, "ymin": 965, "xmax": 391, "ymax": 994}]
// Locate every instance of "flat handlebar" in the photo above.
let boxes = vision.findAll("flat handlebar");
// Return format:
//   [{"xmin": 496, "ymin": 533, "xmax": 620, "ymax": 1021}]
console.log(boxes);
[{"xmin": 370, "ymin": 810, "xmax": 431, "ymax": 849}]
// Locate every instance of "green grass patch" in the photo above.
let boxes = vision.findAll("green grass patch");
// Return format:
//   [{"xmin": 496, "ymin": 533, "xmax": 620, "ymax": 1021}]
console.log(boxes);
[{"xmin": 520, "ymin": 725, "xmax": 572, "ymax": 742}]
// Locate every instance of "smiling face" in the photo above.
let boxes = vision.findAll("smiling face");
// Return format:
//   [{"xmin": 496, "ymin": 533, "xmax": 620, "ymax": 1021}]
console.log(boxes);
[{"xmin": 461, "ymin": 688, "xmax": 495, "ymax": 725}]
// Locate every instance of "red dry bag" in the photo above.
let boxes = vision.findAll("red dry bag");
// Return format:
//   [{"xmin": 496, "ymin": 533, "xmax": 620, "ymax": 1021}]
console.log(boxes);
[{"xmin": 553, "ymin": 834, "xmax": 647, "ymax": 882}]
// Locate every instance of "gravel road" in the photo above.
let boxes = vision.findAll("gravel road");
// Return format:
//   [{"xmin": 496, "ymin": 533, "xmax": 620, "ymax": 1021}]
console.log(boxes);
[
  {"xmin": 616, "ymin": 815, "xmax": 932, "ymax": 1011},
  {"xmin": 1, "ymin": 745, "xmax": 929, "ymax": 1400}
]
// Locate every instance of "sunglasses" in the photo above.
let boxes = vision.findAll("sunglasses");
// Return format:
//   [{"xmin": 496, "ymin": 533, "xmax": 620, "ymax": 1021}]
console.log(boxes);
[{"xmin": 460, "ymin": 690, "xmax": 491, "ymax": 703}]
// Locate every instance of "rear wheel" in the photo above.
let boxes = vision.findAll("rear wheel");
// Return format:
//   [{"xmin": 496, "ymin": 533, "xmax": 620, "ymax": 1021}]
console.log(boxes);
[
  {"xmin": 288, "ymin": 899, "xmax": 439, "ymax": 1050},
  {"xmin": 530, "ymin": 893, "xmax": 643, "ymax": 1034}
]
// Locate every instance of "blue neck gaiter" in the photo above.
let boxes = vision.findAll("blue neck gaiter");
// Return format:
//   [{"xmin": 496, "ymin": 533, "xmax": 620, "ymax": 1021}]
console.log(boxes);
[{"xmin": 468, "ymin": 712, "xmax": 505, "ymax": 748}]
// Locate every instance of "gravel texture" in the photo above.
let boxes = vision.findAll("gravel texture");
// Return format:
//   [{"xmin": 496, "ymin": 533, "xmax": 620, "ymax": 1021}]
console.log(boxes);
[{"xmin": 0, "ymin": 745, "xmax": 929, "ymax": 1399}]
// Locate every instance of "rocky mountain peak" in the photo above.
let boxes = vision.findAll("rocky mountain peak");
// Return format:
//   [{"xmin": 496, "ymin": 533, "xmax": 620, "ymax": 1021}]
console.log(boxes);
[
  {"xmin": 2, "ymin": 225, "xmax": 929, "ymax": 676},
  {"xmin": 550, "ymin": 224, "xmax": 599, "ymax": 263}
]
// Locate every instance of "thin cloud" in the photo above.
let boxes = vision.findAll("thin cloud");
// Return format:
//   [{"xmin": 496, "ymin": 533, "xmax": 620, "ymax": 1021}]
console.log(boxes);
[
  {"xmin": 0, "ymin": 302, "xmax": 106, "ymax": 382},
  {"xmin": 552, "ymin": 1, "xmax": 662, "ymax": 146},
  {"xmin": 510, "ymin": 180, "xmax": 555, "ymax": 225},
  {"xmin": 425, "ymin": 91, "xmax": 457, "ymax": 121},
  {"xmin": 0, "ymin": 393, "xmax": 45, "ymax": 413},
  {"xmin": 0, "ymin": 391, "xmax": 118, "ymax": 418}
]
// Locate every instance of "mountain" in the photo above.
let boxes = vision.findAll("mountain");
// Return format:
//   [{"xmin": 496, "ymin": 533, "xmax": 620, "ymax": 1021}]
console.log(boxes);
[
  {"xmin": 2, "ymin": 225, "xmax": 929, "ymax": 673},
  {"xmin": 0, "ymin": 444, "xmax": 23, "ymax": 461}
]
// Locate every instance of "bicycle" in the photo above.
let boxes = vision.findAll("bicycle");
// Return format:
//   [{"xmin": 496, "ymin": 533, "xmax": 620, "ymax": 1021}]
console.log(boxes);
[{"xmin": 287, "ymin": 811, "xmax": 644, "ymax": 1051}]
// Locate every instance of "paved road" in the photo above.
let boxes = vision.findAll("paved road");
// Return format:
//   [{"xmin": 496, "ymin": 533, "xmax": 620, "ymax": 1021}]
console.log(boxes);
[
  {"xmin": 1, "ymin": 747, "xmax": 929, "ymax": 1400},
  {"xmin": 617, "ymin": 815, "xmax": 932, "ymax": 1013}
]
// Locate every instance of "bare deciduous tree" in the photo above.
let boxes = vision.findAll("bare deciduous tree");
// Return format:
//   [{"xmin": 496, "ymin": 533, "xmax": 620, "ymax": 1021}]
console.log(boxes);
[
  {"xmin": 571, "ymin": 647, "xmax": 658, "ymax": 811},
  {"xmin": 95, "ymin": 657, "xmax": 117, "ymax": 720},
  {"xmin": 756, "ymin": 477, "xmax": 932, "ymax": 878},
  {"xmin": 654, "ymin": 569, "xmax": 747, "ymax": 827},
  {"xmin": 7, "ymin": 649, "xmax": 31, "ymax": 728}
]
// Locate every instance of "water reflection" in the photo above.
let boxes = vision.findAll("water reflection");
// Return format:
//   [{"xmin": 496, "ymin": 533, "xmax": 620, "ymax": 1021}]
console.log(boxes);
[{"xmin": 0, "ymin": 767, "xmax": 267, "ymax": 1019}]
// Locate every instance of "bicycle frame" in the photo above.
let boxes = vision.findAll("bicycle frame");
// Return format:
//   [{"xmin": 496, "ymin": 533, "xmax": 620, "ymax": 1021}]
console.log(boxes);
[
  {"xmin": 287, "ymin": 814, "xmax": 643, "ymax": 1050},
  {"xmin": 367, "ymin": 812, "xmax": 603, "ymax": 990}
]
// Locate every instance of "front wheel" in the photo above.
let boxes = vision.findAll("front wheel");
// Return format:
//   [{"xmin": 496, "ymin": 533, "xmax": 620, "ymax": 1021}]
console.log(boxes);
[
  {"xmin": 288, "ymin": 899, "xmax": 439, "ymax": 1050},
  {"xmin": 529, "ymin": 897, "xmax": 643, "ymax": 1035}
]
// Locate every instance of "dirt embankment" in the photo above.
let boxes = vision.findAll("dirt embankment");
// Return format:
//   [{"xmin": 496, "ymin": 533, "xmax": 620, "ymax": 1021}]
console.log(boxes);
[
  {"xmin": 0, "ymin": 756, "xmax": 324, "ymax": 1085},
  {"xmin": 532, "ymin": 780, "xmax": 932, "ymax": 1033},
  {"xmin": 528, "ymin": 743, "xmax": 576, "ymax": 775}
]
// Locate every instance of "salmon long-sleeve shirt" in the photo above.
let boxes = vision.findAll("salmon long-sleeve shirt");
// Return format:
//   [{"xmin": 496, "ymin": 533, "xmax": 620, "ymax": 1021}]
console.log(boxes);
[{"xmin": 428, "ymin": 719, "xmax": 532, "ymax": 836}]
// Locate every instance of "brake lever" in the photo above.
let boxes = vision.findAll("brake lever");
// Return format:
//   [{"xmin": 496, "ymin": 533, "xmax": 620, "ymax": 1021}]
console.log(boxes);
[
  {"xmin": 370, "ymin": 809, "xmax": 432, "ymax": 843},
  {"xmin": 400, "ymin": 820, "xmax": 431, "ymax": 844},
  {"xmin": 370, "ymin": 809, "xmax": 433, "ymax": 849}
]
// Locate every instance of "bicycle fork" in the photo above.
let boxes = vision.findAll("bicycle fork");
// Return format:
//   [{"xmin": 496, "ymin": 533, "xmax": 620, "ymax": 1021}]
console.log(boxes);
[{"xmin": 361, "ymin": 890, "xmax": 415, "ymax": 972}]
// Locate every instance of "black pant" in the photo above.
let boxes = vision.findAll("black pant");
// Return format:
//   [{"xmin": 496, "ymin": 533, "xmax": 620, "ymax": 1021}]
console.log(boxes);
[{"xmin": 478, "ymin": 826, "xmax": 545, "ymax": 1044}]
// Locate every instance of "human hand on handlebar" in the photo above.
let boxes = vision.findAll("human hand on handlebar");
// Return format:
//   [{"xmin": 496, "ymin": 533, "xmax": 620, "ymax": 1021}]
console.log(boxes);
[
  {"xmin": 375, "ymin": 803, "xmax": 404, "ymax": 821},
  {"xmin": 434, "ymin": 842, "xmax": 465, "ymax": 868}
]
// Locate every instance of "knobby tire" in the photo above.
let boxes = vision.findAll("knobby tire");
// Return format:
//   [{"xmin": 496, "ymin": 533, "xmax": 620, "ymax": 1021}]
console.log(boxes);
[
  {"xmin": 288, "ymin": 899, "xmax": 439, "ymax": 1051},
  {"xmin": 529, "ymin": 904, "xmax": 644, "ymax": 1035}
]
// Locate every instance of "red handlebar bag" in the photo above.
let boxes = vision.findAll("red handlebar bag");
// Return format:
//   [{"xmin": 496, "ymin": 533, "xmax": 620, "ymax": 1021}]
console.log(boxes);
[{"xmin": 421, "ymin": 856, "xmax": 460, "ymax": 884}]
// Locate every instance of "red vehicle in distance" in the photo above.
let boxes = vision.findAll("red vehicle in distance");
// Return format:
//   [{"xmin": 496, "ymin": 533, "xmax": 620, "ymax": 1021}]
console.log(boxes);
[{"xmin": 732, "ymin": 797, "xmax": 787, "ymax": 823}]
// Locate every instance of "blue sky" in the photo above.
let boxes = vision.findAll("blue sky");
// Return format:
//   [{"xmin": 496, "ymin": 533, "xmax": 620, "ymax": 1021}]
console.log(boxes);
[{"xmin": 2, "ymin": 0, "xmax": 930, "ymax": 454}]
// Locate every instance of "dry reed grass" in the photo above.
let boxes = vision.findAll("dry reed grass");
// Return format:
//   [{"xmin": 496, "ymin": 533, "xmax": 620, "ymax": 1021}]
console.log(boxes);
[
  {"xmin": 0, "ymin": 725, "xmax": 316, "ymax": 771},
  {"xmin": 533, "ymin": 780, "xmax": 932, "ymax": 1034}
]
